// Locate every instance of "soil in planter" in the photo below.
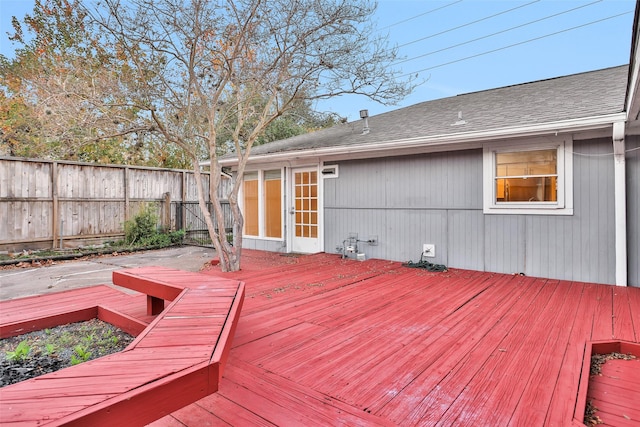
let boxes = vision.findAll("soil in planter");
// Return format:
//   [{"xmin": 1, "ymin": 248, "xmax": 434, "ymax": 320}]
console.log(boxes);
[{"xmin": 0, "ymin": 318, "xmax": 134, "ymax": 387}]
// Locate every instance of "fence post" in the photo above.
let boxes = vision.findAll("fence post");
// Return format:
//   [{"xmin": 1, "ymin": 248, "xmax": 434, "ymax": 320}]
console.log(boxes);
[
  {"xmin": 162, "ymin": 192, "xmax": 171, "ymax": 232},
  {"xmin": 52, "ymin": 162, "xmax": 59, "ymax": 249},
  {"xmin": 124, "ymin": 166, "xmax": 130, "ymax": 222}
]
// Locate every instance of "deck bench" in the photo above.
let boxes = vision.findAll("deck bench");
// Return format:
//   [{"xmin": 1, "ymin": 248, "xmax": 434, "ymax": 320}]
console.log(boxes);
[{"xmin": 0, "ymin": 267, "xmax": 245, "ymax": 427}]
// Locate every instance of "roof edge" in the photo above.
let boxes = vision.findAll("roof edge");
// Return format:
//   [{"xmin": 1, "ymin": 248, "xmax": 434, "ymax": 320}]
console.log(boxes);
[{"xmin": 219, "ymin": 112, "xmax": 625, "ymax": 166}]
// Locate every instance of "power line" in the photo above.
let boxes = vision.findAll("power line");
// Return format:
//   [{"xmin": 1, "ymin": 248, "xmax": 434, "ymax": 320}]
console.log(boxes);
[
  {"xmin": 401, "ymin": 10, "xmax": 632, "ymax": 78},
  {"xmin": 379, "ymin": 0, "xmax": 465, "ymax": 31},
  {"xmin": 394, "ymin": 0, "xmax": 603, "ymax": 66},
  {"xmin": 397, "ymin": 0, "xmax": 541, "ymax": 49}
]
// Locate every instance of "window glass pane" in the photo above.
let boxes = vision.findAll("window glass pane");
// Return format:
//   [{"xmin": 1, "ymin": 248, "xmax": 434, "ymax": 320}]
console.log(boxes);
[
  {"xmin": 495, "ymin": 149, "xmax": 557, "ymax": 203},
  {"xmin": 496, "ymin": 177, "xmax": 557, "ymax": 202},
  {"xmin": 264, "ymin": 170, "xmax": 281, "ymax": 180},
  {"xmin": 243, "ymin": 180, "xmax": 258, "ymax": 235},
  {"xmin": 496, "ymin": 150, "xmax": 556, "ymax": 177},
  {"xmin": 264, "ymin": 178, "xmax": 281, "ymax": 238}
]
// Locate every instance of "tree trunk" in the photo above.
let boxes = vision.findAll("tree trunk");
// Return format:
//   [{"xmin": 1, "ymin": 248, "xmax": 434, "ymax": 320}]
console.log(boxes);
[{"xmin": 205, "ymin": 158, "xmax": 243, "ymax": 272}]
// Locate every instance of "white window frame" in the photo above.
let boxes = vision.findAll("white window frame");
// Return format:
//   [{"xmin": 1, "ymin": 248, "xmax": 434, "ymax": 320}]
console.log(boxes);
[
  {"xmin": 240, "ymin": 168, "xmax": 284, "ymax": 239},
  {"xmin": 482, "ymin": 138, "xmax": 573, "ymax": 215}
]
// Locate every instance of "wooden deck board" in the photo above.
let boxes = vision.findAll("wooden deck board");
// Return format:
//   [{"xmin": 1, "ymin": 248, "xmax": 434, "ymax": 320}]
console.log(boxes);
[
  {"xmin": 300, "ymin": 274, "xmax": 498, "ymax": 403},
  {"xmin": 495, "ymin": 281, "xmax": 583, "ymax": 426},
  {"xmin": 591, "ymin": 285, "xmax": 615, "ymax": 341},
  {"xmin": 218, "ymin": 359, "xmax": 396, "ymax": 426},
  {"xmin": 385, "ymin": 277, "xmax": 549, "ymax": 425},
  {"xmin": 612, "ymin": 288, "xmax": 637, "ymax": 341},
  {"xmin": 588, "ymin": 360, "xmax": 640, "ymax": 427},
  {"xmin": 543, "ymin": 282, "xmax": 601, "ymax": 426},
  {"xmin": 358, "ymin": 274, "xmax": 538, "ymax": 417}
]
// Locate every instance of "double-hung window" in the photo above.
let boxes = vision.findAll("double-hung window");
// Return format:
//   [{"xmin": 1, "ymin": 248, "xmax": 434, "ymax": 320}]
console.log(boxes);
[
  {"xmin": 483, "ymin": 139, "xmax": 573, "ymax": 215},
  {"xmin": 242, "ymin": 170, "xmax": 283, "ymax": 238}
]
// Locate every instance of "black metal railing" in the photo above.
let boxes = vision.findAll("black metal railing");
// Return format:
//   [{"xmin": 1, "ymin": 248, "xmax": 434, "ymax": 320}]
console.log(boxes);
[{"xmin": 173, "ymin": 201, "xmax": 233, "ymax": 247}]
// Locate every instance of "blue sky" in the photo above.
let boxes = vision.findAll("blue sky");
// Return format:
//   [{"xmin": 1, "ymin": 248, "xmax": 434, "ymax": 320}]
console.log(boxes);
[{"xmin": 1, "ymin": 0, "xmax": 635, "ymax": 120}]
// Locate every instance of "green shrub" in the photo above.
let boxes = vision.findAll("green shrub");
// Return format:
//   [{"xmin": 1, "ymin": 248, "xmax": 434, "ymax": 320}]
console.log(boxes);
[
  {"xmin": 124, "ymin": 204, "xmax": 159, "ymax": 245},
  {"xmin": 169, "ymin": 229, "xmax": 185, "ymax": 244},
  {"xmin": 123, "ymin": 205, "xmax": 184, "ymax": 249}
]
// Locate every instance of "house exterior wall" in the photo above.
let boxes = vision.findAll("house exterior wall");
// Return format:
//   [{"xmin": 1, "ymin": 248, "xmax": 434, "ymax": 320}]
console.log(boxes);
[
  {"xmin": 242, "ymin": 237, "xmax": 285, "ymax": 252},
  {"xmin": 324, "ymin": 138, "xmax": 630, "ymax": 286},
  {"xmin": 628, "ymin": 135, "xmax": 640, "ymax": 287}
]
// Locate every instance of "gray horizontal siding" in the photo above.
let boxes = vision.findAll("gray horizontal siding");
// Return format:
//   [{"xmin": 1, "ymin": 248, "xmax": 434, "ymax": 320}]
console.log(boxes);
[{"xmin": 324, "ymin": 139, "xmax": 622, "ymax": 285}]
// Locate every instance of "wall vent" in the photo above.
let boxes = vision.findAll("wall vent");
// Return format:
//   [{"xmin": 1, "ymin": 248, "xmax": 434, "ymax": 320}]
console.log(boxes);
[{"xmin": 321, "ymin": 165, "xmax": 339, "ymax": 178}]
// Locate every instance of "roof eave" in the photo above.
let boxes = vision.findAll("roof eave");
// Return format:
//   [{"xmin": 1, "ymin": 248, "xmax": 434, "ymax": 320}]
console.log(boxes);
[{"xmin": 219, "ymin": 112, "xmax": 625, "ymax": 166}]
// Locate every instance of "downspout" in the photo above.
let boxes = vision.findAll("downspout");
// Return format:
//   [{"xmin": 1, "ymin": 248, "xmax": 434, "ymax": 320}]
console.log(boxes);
[{"xmin": 612, "ymin": 121, "xmax": 627, "ymax": 287}]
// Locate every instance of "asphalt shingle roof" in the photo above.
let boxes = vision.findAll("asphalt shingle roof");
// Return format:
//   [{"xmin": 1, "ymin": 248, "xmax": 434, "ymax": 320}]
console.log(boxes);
[{"xmin": 250, "ymin": 65, "xmax": 628, "ymax": 156}]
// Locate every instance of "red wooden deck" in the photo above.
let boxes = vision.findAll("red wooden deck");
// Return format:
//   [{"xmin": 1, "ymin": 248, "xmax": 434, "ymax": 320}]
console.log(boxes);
[
  {"xmin": 145, "ymin": 251, "xmax": 640, "ymax": 427},
  {"xmin": 0, "ymin": 268, "xmax": 244, "ymax": 426}
]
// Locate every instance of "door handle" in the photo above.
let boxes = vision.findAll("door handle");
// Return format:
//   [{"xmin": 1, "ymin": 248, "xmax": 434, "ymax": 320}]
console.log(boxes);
[{"xmin": 289, "ymin": 207, "xmax": 296, "ymax": 215}]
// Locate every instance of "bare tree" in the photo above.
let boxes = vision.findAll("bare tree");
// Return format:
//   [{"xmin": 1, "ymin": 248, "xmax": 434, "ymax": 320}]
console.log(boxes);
[{"xmin": 89, "ymin": 0, "xmax": 413, "ymax": 271}]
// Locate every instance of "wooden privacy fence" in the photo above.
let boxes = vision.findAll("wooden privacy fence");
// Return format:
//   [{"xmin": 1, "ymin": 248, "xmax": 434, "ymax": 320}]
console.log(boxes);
[{"xmin": 0, "ymin": 157, "xmax": 231, "ymax": 252}]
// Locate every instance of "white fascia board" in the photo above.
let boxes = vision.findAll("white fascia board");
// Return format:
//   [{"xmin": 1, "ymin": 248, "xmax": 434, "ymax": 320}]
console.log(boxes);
[{"xmin": 218, "ymin": 112, "xmax": 626, "ymax": 167}]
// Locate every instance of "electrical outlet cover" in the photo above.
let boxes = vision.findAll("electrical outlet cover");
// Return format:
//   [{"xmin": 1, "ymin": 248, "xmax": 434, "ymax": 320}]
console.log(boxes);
[{"xmin": 423, "ymin": 244, "xmax": 435, "ymax": 258}]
